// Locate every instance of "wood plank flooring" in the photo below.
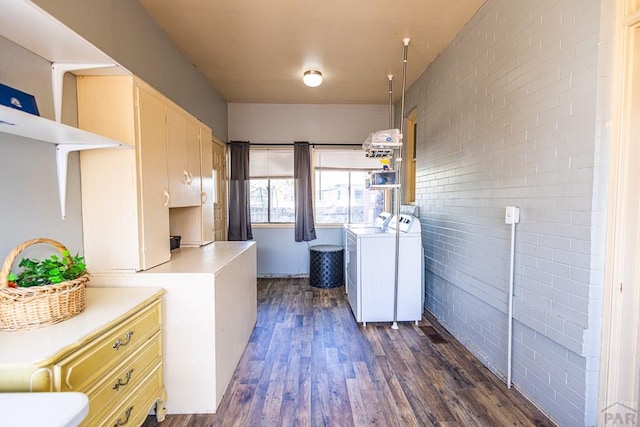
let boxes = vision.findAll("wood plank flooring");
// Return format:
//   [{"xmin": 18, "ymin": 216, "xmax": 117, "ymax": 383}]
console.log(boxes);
[{"xmin": 143, "ymin": 278, "xmax": 554, "ymax": 427}]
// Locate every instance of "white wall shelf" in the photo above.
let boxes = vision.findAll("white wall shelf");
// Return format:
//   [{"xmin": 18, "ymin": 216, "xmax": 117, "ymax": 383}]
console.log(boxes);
[
  {"xmin": 0, "ymin": 105, "xmax": 128, "ymax": 219},
  {"xmin": 0, "ymin": 106, "xmax": 126, "ymax": 147},
  {"xmin": 0, "ymin": 0, "xmax": 131, "ymax": 120},
  {"xmin": 0, "ymin": 0, "xmax": 130, "ymax": 73},
  {"xmin": 0, "ymin": 0, "xmax": 132, "ymax": 219}
]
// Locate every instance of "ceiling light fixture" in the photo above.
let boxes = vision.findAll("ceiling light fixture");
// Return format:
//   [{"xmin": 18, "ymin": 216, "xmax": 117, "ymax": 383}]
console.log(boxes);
[{"xmin": 303, "ymin": 70, "xmax": 323, "ymax": 87}]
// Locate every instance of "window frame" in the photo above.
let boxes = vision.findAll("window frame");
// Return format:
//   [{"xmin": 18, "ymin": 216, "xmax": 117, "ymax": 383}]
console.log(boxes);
[
  {"xmin": 249, "ymin": 177, "xmax": 295, "ymax": 224},
  {"xmin": 313, "ymin": 147, "xmax": 387, "ymax": 225},
  {"xmin": 249, "ymin": 146, "xmax": 387, "ymax": 226},
  {"xmin": 249, "ymin": 148, "xmax": 295, "ymax": 225}
]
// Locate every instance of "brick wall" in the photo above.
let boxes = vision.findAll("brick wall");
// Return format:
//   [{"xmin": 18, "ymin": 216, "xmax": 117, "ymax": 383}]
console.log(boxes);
[{"xmin": 406, "ymin": 0, "xmax": 612, "ymax": 425}]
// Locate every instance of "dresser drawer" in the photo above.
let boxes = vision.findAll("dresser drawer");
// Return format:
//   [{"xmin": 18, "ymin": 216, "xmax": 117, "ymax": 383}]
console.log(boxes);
[
  {"xmin": 55, "ymin": 300, "xmax": 161, "ymax": 392},
  {"xmin": 91, "ymin": 364, "xmax": 164, "ymax": 427},
  {"xmin": 83, "ymin": 331, "xmax": 162, "ymax": 425}
]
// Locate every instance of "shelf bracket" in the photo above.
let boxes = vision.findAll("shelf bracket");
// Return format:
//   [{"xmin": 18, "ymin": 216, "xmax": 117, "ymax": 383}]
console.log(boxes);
[
  {"xmin": 56, "ymin": 143, "xmax": 115, "ymax": 219},
  {"xmin": 51, "ymin": 63, "xmax": 115, "ymax": 123}
]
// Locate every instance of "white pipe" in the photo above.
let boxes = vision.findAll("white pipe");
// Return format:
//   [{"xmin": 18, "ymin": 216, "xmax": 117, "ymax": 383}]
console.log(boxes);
[
  {"xmin": 392, "ymin": 38, "xmax": 410, "ymax": 331},
  {"xmin": 507, "ymin": 220, "xmax": 516, "ymax": 388},
  {"xmin": 388, "ymin": 74, "xmax": 394, "ymax": 129}
]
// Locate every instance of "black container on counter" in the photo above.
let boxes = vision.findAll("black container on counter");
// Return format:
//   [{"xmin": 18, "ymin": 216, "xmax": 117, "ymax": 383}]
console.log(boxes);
[{"xmin": 170, "ymin": 235, "xmax": 181, "ymax": 250}]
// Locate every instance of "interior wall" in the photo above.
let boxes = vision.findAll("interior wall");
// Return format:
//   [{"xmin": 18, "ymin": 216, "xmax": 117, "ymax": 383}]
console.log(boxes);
[
  {"xmin": 229, "ymin": 103, "xmax": 389, "ymax": 144},
  {"xmin": 229, "ymin": 103, "xmax": 389, "ymax": 276},
  {"xmin": 253, "ymin": 228, "xmax": 344, "ymax": 277},
  {"xmin": 0, "ymin": 0, "xmax": 228, "ymax": 260},
  {"xmin": 0, "ymin": 37, "xmax": 84, "ymax": 259},
  {"xmin": 403, "ymin": 0, "xmax": 611, "ymax": 425},
  {"xmin": 32, "ymin": 0, "xmax": 228, "ymax": 141}
]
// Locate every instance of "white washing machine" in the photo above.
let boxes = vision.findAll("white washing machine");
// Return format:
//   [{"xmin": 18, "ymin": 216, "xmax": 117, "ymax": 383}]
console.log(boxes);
[
  {"xmin": 343, "ymin": 211, "xmax": 392, "ymax": 234},
  {"xmin": 343, "ymin": 211, "xmax": 391, "ymax": 294},
  {"xmin": 344, "ymin": 213, "xmax": 423, "ymax": 325}
]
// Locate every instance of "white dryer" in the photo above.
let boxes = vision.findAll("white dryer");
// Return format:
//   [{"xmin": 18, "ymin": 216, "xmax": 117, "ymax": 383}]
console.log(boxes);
[
  {"xmin": 344, "ymin": 214, "xmax": 423, "ymax": 325},
  {"xmin": 343, "ymin": 211, "xmax": 391, "ymax": 294}
]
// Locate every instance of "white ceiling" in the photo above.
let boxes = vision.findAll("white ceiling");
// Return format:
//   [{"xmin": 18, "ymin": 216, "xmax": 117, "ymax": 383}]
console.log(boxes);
[{"xmin": 138, "ymin": 0, "xmax": 486, "ymax": 105}]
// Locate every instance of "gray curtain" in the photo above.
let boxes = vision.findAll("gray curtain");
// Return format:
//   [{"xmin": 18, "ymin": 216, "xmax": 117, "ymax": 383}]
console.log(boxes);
[
  {"xmin": 228, "ymin": 141, "xmax": 253, "ymax": 241},
  {"xmin": 294, "ymin": 141, "xmax": 316, "ymax": 242}
]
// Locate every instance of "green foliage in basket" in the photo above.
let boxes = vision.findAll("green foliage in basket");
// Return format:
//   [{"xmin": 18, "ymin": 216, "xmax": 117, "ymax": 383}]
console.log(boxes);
[{"xmin": 6, "ymin": 250, "xmax": 87, "ymax": 288}]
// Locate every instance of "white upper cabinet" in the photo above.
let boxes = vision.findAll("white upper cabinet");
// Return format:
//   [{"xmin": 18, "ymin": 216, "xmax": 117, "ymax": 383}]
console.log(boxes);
[
  {"xmin": 77, "ymin": 75, "xmax": 214, "ymax": 270},
  {"xmin": 77, "ymin": 76, "xmax": 171, "ymax": 272},
  {"xmin": 166, "ymin": 106, "xmax": 201, "ymax": 208}
]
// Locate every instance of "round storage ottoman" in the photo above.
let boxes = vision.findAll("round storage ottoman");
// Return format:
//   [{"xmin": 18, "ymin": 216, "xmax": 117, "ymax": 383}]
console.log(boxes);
[{"xmin": 309, "ymin": 245, "xmax": 344, "ymax": 288}]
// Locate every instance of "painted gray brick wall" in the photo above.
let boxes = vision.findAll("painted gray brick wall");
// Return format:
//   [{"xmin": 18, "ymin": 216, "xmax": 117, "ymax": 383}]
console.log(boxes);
[{"xmin": 408, "ymin": 0, "xmax": 612, "ymax": 425}]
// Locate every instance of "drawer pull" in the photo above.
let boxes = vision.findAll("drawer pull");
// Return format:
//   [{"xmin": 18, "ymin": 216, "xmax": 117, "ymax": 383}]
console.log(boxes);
[
  {"xmin": 112, "ymin": 331, "xmax": 134, "ymax": 350},
  {"xmin": 113, "ymin": 368, "xmax": 134, "ymax": 390},
  {"xmin": 114, "ymin": 406, "xmax": 133, "ymax": 426}
]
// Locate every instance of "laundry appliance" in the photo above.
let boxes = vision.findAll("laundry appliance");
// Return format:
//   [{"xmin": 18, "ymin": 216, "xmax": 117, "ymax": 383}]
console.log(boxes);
[
  {"xmin": 344, "ymin": 212, "xmax": 423, "ymax": 325},
  {"xmin": 343, "ymin": 211, "xmax": 392, "ymax": 234},
  {"xmin": 343, "ymin": 211, "xmax": 391, "ymax": 295}
]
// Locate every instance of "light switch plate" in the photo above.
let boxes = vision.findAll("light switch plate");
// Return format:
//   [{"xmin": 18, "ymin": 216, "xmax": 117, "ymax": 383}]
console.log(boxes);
[{"xmin": 505, "ymin": 206, "xmax": 520, "ymax": 224}]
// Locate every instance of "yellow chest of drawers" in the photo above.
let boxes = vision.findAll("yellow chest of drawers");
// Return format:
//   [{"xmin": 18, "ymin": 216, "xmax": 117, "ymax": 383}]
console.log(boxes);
[{"xmin": 0, "ymin": 287, "xmax": 166, "ymax": 426}]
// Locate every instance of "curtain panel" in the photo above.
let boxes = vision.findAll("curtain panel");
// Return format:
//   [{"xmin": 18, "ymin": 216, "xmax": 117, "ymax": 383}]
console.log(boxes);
[
  {"xmin": 228, "ymin": 141, "xmax": 253, "ymax": 241},
  {"xmin": 294, "ymin": 141, "xmax": 317, "ymax": 242}
]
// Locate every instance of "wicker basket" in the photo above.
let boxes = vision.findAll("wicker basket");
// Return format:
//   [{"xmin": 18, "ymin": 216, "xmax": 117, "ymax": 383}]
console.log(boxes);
[{"xmin": 0, "ymin": 238, "xmax": 89, "ymax": 332}]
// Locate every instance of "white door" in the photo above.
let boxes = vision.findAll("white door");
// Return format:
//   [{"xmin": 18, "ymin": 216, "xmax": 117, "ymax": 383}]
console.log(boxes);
[
  {"xmin": 136, "ymin": 86, "xmax": 170, "ymax": 270},
  {"xmin": 212, "ymin": 137, "xmax": 228, "ymax": 241},
  {"xmin": 600, "ymin": 2, "xmax": 640, "ymax": 423},
  {"xmin": 200, "ymin": 126, "xmax": 214, "ymax": 244}
]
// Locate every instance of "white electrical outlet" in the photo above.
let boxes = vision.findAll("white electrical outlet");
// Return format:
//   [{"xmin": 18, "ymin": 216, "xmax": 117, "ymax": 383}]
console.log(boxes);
[{"xmin": 505, "ymin": 206, "xmax": 520, "ymax": 224}]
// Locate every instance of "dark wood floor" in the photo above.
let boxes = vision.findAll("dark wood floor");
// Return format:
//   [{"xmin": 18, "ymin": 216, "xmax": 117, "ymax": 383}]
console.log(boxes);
[{"xmin": 143, "ymin": 278, "xmax": 554, "ymax": 427}]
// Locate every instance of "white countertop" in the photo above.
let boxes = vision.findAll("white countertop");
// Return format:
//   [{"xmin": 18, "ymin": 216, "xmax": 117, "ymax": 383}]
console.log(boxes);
[
  {"xmin": 1, "ymin": 392, "xmax": 89, "ymax": 427},
  {"xmin": 142, "ymin": 241, "xmax": 255, "ymax": 274}
]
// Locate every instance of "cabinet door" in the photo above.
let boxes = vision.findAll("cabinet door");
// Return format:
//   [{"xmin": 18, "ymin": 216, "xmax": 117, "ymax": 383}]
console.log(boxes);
[
  {"xmin": 77, "ymin": 76, "xmax": 141, "ymax": 271},
  {"xmin": 166, "ymin": 106, "xmax": 188, "ymax": 207},
  {"xmin": 136, "ymin": 87, "xmax": 170, "ymax": 269},
  {"xmin": 167, "ymin": 122, "xmax": 214, "ymax": 247},
  {"xmin": 200, "ymin": 125, "xmax": 214, "ymax": 244},
  {"xmin": 167, "ymin": 106, "xmax": 199, "ymax": 208},
  {"xmin": 186, "ymin": 118, "xmax": 202, "ymax": 206}
]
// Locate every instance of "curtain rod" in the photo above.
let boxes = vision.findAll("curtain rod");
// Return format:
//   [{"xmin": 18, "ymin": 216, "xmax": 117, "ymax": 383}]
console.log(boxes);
[{"xmin": 231, "ymin": 142, "xmax": 362, "ymax": 147}]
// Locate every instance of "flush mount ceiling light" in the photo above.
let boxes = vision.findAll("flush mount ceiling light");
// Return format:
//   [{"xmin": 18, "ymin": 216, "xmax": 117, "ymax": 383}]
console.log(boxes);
[{"xmin": 303, "ymin": 70, "xmax": 323, "ymax": 87}]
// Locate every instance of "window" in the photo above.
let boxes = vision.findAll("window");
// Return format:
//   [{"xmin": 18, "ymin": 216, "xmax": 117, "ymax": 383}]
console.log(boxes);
[
  {"xmin": 250, "ymin": 178, "xmax": 295, "ymax": 223},
  {"xmin": 314, "ymin": 149, "xmax": 385, "ymax": 225},
  {"xmin": 249, "ymin": 149, "xmax": 295, "ymax": 223},
  {"xmin": 249, "ymin": 147, "xmax": 386, "ymax": 225}
]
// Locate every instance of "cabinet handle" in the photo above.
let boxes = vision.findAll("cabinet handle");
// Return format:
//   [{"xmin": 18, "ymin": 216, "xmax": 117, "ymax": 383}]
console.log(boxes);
[
  {"xmin": 112, "ymin": 331, "xmax": 134, "ymax": 350},
  {"xmin": 163, "ymin": 190, "xmax": 170, "ymax": 207},
  {"xmin": 201, "ymin": 191, "xmax": 207, "ymax": 204},
  {"xmin": 112, "ymin": 368, "xmax": 134, "ymax": 390},
  {"xmin": 114, "ymin": 406, "xmax": 134, "ymax": 426},
  {"xmin": 182, "ymin": 170, "xmax": 191, "ymax": 185}
]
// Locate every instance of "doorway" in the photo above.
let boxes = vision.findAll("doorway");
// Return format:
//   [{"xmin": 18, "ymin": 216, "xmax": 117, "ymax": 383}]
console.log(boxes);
[
  {"xmin": 599, "ymin": 1, "xmax": 640, "ymax": 423},
  {"xmin": 404, "ymin": 109, "xmax": 417, "ymax": 204},
  {"xmin": 212, "ymin": 137, "xmax": 228, "ymax": 241}
]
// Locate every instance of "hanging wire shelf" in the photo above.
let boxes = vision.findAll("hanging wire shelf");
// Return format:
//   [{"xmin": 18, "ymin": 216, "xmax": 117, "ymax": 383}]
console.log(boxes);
[
  {"xmin": 365, "ymin": 148, "xmax": 394, "ymax": 158},
  {"xmin": 362, "ymin": 128, "xmax": 402, "ymax": 150}
]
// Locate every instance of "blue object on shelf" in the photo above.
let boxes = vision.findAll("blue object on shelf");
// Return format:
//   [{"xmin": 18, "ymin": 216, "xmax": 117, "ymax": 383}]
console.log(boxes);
[{"xmin": 0, "ymin": 83, "xmax": 39, "ymax": 116}]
